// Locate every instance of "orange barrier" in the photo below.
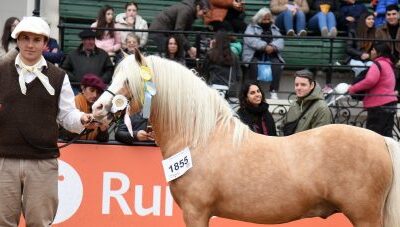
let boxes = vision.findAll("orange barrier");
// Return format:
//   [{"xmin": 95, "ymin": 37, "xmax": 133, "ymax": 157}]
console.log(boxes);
[{"xmin": 46, "ymin": 144, "xmax": 352, "ymax": 226}]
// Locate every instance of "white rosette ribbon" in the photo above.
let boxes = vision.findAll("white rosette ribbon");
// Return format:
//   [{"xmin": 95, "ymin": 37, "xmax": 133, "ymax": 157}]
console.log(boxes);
[{"xmin": 111, "ymin": 95, "xmax": 128, "ymax": 113}]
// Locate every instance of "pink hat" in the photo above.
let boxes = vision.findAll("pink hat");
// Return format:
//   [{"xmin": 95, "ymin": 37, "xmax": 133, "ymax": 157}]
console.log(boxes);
[{"xmin": 81, "ymin": 74, "xmax": 106, "ymax": 92}]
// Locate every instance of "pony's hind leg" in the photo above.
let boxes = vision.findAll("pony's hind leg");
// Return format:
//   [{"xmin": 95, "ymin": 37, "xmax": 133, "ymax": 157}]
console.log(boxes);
[
  {"xmin": 343, "ymin": 203, "xmax": 384, "ymax": 227},
  {"xmin": 352, "ymin": 219, "xmax": 383, "ymax": 227},
  {"xmin": 182, "ymin": 208, "xmax": 210, "ymax": 227}
]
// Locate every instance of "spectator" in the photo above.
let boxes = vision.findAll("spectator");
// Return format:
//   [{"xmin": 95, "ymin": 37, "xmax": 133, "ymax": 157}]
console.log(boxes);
[
  {"xmin": 115, "ymin": 32, "xmax": 142, "ymax": 64},
  {"xmin": 348, "ymin": 41, "xmax": 398, "ymax": 137},
  {"xmin": 116, "ymin": 1, "xmax": 148, "ymax": 48},
  {"xmin": 242, "ymin": 7, "xmax": 285, "ymax": 100},
  {"xmin": 0, "ymin": 16, "xmax": 93, "ymax": 226},
  {"xmin": 345, "ymin": 12, "xmax": 375, "ymax": 76},
  {"xmin": 60, "ymin": 74, "xmax": 109, "ymax": 142},
  {"xmin": 237, "ymin": 82, "xmax": 277, "ymax": 136},
  {"xmin": 282, "ymin": 69, "xmax": 332, "ymax": 135},
  {"xmin": 338, "ymin": 0, "xmax": 368, "ymax": 32},
  {"xmin": 115, "ymin": 112, "xmax": 155, "ymax": 144},
  {"xmin": 204, "ymin": 0, "xmax": 247, "ymax": 33},
  {"xmin": 91, "ymin": 5, "xmax": 122, "ymax": 58},
  {"xmin": 204, "ymin": 31, "xmax": 242, "ymax": 96},
  {"xmin": 375, "ymin": 0, "xmax": 398, "ymax": 27},
  {"xmin": 270, "ymin": 0, "xmax": 309, "ymax": 36},
  {"xmin": 307, "ymin": 0, "xmax": 340, "ymax": 37},
  {"xmin": 0, "ymin": 17, "xmax": 19, "ymax": 60},
  {"xmin": 43, "ymin": 37, "xmax": 64, "ymax": 65},
  {"xmin": 162, "ymin": 35, "xmax": 187, "ymax": 65},
  {"xmin": 149, "ymin": 0, "xmax": 209, "ymax": 58},
  {"xmin": 61, "ymin": 29, "xmax": 114, "ymax": 92},
  {"xmin": 123, "ymin": 32, "xmax": 141, "ymax": 55},
  {"xmin": 376, "ymin": 4, "xmax": 400, "ymax": 65}
]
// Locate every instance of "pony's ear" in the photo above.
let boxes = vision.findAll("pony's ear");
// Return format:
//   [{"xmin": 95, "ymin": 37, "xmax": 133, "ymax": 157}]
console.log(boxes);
[{"xmin": 134, "ymin": 48, "xmax": 145, "ymax": 65}]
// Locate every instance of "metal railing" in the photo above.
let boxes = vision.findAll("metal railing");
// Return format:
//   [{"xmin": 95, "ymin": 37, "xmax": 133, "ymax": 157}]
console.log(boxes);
[{"xmin": 57, "ymin": 24, "xmax": 400, "ymax": 139}]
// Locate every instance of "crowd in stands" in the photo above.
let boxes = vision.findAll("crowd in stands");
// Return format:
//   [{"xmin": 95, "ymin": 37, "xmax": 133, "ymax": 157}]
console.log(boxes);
[{"xmin": 1, "ymin": 0, "xmax": 399, "ymax": 143}]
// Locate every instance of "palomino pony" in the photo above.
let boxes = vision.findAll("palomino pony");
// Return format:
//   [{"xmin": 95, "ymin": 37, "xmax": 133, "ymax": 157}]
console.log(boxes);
[{"xmin": 92, "ymin": 52, "xmax": 400, "ymax": 227}]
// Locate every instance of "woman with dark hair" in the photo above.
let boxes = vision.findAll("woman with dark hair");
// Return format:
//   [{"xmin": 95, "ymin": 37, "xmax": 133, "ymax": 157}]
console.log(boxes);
[
  {"xmin": 237, "ymin": 82, "xmax": 277, "ymax": 136},
  {"xmin": 162, "ymin": 36, "xmax": 186, "ymax": 65},
  {"xmin": 204, "ymin": 31, "xmax": 242, "ymax": 96},
  {"xmin": 116, "ymin": 1, "xmax": 148, "ymax": 48},
  {"xmin": 91, "ymin": 5, "xmax": 121, "ymax": 57},
  {"xmin": 345, "ymin": 12, "xmax": 375, "ymax": 76},
  {"xmin": 0, "ymin": 17, "xmax": 19, "ymax": 60},
  {"xmin": 348, "ymin": 41, "xmax": 398, "ymax": 137}
]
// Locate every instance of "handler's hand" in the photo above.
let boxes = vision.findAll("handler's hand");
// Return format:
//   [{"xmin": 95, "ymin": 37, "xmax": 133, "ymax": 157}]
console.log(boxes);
[{"xmin": 80, "ymin": 113, "xmax": 93, "ymax": 125}]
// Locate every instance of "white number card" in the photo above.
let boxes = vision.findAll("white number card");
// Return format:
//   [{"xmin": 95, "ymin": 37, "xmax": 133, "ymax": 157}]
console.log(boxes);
[{"xmin": 162, "ymin": 147, "xmax": 193, "ymax": 182}]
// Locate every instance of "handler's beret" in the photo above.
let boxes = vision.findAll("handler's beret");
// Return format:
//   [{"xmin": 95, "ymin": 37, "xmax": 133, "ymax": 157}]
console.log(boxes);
[{"xmin": 81, "ymin": 74, "xmax": 106, "ymax": 92}]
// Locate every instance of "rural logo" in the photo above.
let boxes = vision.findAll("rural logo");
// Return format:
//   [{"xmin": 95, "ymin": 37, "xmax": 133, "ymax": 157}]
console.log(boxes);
[{"xmin": 53, "ymin": 160, "xmax": 84, "ymax": 224}]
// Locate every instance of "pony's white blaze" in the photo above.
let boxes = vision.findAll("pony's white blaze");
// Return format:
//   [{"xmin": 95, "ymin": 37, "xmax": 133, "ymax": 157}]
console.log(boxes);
[{"xmin": 93, "ymin": 53, "xmax": 400, "ymax": 227}]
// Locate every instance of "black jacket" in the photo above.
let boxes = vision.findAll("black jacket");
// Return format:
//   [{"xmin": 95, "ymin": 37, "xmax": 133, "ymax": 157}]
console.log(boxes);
[
  {"xmin": 115, "ymin": 113, "xmax": 151, "ymax": 144},
  {"xmin": 237, "ymin": 102, "xmax": 277, "ymax": 136}
]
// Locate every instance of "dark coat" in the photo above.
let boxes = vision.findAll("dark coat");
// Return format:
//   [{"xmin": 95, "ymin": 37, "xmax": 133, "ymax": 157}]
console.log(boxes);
[
  {"xmin": 237, "ymin": 102, "xmax": 277, "ymax": 136},
  {"xmin": 339, "ymin": 2, "xmax": 368, "ymax": 24},
  {"xmin": 376, "ymin": 22, "xmax": 400, "ymax": 61},
  {"xmin": 43, "ymin": 38, "xmax": 64, "ymax": 65},
  {"xmin": 204, "ymin": 52, "xmax": 242, "ymax": 87},
  {"xmin": 149, "ymin": 0, "xmax": 198, "ymax": 50},
  {"xmin": 345, "ymin": 28, "xmax": 373, "ymax": 63},
  {"xmin": 61, "ymin": 45, "xmax": 114, "ymax": 84},
  {"xmin": 115, "ymin": 113, "xmax": 154, "ymax": 144}
]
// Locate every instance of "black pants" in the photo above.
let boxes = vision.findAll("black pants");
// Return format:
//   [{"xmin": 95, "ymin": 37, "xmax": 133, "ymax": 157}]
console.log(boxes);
[{"xmin": 366, "ymin": 102, "xmax": 396, "ymax": 137}]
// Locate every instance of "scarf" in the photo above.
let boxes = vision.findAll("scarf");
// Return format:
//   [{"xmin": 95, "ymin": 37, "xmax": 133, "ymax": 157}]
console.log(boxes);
[
  {"xmin": 16, "ymin": 55, "xmax": 55, "ymax": 95},
  {"xmin": 75, "ymin": 94, "xmax": 98, "ymax": 140},
  {"xmin": 244, "ymin": 102, "xmax": 270, "ymax": 135}
]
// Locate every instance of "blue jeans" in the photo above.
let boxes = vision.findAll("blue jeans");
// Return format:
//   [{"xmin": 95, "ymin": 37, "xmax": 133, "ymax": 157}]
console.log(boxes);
[
  {"xmin": 275, "ymin": 10, "xmax": 306, "ymax": 33},
  {"xmin": 308, "ymin": 12, "xmax": 336, "ymax": 32}
]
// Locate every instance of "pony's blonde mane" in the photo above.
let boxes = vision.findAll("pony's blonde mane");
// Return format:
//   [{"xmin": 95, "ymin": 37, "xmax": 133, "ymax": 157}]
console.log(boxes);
[{"xmin": 112, "ymin": 54, "xmax": 248, "ymax": 147}]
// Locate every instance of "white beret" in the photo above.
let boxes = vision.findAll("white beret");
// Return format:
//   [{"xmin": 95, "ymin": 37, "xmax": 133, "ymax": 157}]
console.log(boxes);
[{"xmin": 11, "ymin": 16, "xmax": 50, "ymax": 39}]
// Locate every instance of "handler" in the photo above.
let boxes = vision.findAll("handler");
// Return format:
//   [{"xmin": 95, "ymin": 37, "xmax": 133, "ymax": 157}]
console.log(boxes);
[{"xmin": 0, "ymin": 16, "xmax": 93, "ymax": 226}]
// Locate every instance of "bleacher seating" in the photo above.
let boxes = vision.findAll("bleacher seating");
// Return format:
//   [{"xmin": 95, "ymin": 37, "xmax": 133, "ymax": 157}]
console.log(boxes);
[{"xmin": 59, "ymin": 0, "xmax": 346, "ymax": 67}]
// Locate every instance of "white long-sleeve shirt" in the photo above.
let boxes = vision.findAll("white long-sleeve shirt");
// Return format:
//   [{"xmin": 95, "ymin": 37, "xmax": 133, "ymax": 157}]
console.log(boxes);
[{"xmin": 15, "ymin": 54, "xmax": 85, "ymax": 133}]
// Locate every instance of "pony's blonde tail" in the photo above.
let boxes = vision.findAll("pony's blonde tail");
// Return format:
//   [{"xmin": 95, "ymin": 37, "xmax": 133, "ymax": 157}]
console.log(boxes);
[{"xmin": 383, "ymin": 137, "xmax": 400, "ymax": 227}]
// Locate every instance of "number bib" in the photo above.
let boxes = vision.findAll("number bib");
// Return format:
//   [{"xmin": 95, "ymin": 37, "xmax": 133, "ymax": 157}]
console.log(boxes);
[{"xmin": 162, "ymin": 147, "xmax": 193, "ymax": 182}]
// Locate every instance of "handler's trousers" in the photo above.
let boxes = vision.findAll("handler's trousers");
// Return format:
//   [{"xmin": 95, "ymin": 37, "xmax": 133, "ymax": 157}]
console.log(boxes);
[{"xmin": 0, "ymin": 158, "xmax": 58, "ymax": 227}]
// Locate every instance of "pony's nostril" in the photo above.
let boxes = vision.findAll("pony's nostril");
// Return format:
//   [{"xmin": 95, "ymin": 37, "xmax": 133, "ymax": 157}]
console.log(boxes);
[{"xmin": 96, "ymin": 104, "xmax": 103, "ymax": 110}]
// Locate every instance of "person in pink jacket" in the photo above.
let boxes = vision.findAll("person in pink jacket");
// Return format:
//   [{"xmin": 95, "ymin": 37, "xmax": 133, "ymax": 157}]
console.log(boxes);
[
  {"xmin": 348, "ymin": 41, "xmax": 398, "ymax": 137},
  {"xmin": 91, "ymin": 5, "xmax": 121, "ymax": 58}
]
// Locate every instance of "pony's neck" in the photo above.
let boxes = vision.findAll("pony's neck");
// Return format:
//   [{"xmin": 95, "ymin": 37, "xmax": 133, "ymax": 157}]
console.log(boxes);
[{"xmin": 152, "ymin": 121, "xmax": 188, "ymax": 159}]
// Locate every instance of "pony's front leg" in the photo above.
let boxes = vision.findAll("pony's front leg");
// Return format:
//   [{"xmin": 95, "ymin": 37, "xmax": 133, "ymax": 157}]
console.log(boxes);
[{"xmin": 182, "ymin": 209, "xmax": 210, "ymax": 227}]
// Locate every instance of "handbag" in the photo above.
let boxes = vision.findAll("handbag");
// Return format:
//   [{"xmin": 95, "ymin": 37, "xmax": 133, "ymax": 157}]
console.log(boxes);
[
  {"xmin": 257, "ymin": 55, "xmax": 273, "ymax": 82},
  {"xmin": 283, "ymin": 100, "xmax": 317, "ymax": 136}
]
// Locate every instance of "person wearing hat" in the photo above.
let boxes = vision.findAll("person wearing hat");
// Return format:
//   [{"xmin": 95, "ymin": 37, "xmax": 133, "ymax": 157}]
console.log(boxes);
[
  {"xmin": 0, "ymin": 16, "xmax": 95, "ymax": 226},
  {"xmin": 281, "ymin": 69, "xmax": 331, "ymax": 135},
  {"xmin": 60, "ymin": 74, "xmax": 109, "ymax": 141},
  {"xmin": 61, "ymin": 29, "xmax": 114, "ymax": 92}
]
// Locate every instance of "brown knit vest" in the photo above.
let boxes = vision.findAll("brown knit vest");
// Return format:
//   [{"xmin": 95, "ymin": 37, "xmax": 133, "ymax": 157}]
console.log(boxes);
[{"xmin": 0, "ymin": 57, "xmax": 65, "ymax": 159}]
